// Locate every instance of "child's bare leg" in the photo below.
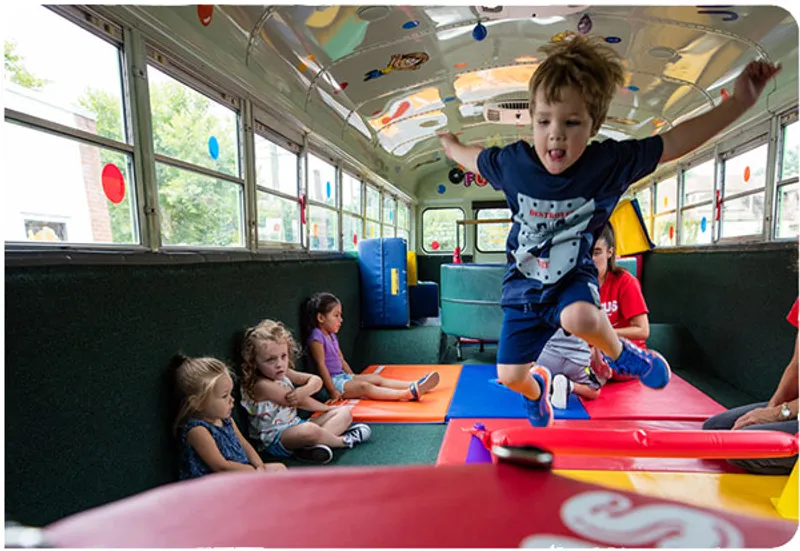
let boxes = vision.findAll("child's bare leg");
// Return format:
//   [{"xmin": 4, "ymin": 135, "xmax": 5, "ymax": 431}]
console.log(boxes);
[
  {"xmin": 310, "ymin": 407, "xmax": 352, "ymax": 436},
  {"xmin": 280, "ymin": 421, "xmax": 347, "ymax": 449},
  {"xmin": 560, "ymin": 302, "xmax": 622, "ymax": 359},
  {"xmin": 572, "ymin": 382, "xmax": 600, "ymax": 400},
  {"xmin": 562, "ymin": 300, "xmax": 671, "ymax": 390},
  {"xmin": 343, "ymin": 380, "xmax": 412, "ymax": 401},
  {"xmin": 354, "ymin": 373, "xmax": 408, "ymax": 389},
  {"xmin": 497, "ymin": 364, "xmax": 541, "ymax": 400}
]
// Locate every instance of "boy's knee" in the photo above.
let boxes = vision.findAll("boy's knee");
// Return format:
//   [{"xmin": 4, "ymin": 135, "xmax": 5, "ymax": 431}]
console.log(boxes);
[
  {"xmin": 561, "ymin": 304, "xmax": 604, "ymax": 335},
  {"xmin": 497, "ymin": 364, "xmax": 532, "ymax": 386}
]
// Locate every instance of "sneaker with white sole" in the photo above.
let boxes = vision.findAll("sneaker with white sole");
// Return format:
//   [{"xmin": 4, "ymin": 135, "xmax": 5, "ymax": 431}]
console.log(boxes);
[
  {"xmin": 293, "ymin": 444, "xmax": 333, "ymax": 464},
  {"xmin": 342, "ymin": 423, "xmax": 372, "ymax": 448},
  {"xmin": 604, "ymin": 338, "xmax": 671, "ymax": 389},
  {"xmin": 523, "ymin": 365, "xmax": 554, "ymax": 428},
  {"xmin": 551, "ymin": 373, "xmax": 573, "ymax": 410},
  {"xmin": 417, "ymin": 371, "xmax": 440, "ymax": 394}
]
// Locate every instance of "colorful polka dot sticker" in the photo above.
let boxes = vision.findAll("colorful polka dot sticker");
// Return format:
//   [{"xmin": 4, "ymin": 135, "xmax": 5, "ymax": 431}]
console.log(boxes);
[
  {"xmin": 443, "ymin": 96, "xmax": 456, "ymax": 103},
  {"xmin": 744, "ymin": 166, "xmax": 751, "ymax": 182},
  {"xmin": 454, "ymin": 62, "xmax": 467, "ymax": 69},
  {"xmin": 721, "ymin": 88, "xmax": 730, "ymax": 101},
  {"xmin": 605, "ymin": 36, "xmax": 622, "ymax": 44},
  {"xmin": 208, "ymin": 136, "xmax": 220, "ymax": 160},
  {"xmin": 298, "ymin": 61, "xmax": 308, "ymax": 72},
  {"xmin": 353, "ymin": 234, "xmax": 358, "ymax": 245},
  {"xmin": 701, "ymin": 216, "xmax": 707, "ymax": 233},
  {"xmin": 664, "ymin": 196, "xmax": 669, "ymax": 208},
  {"xmin": 627, "ymin": 85, "xmax": 639, "ymax": 92},
  {"xmin": 402, "ymin": 20, "xmax": 419, "ymax": 30},
  {"xmin": 334, "ymin": 82, "xmax": 349, "ymax": 94},
  {"xmin": 669, "ymin": 225, "xmax": 675, "ymax": 240},
  {"xmin": 437, "ymin": 184, "xmax": 446, "ymax": 194},
  {"xmin": 101, "ymin": 164, "xmax": 126, "ymax": 204},
  {"xmin": 197, "ymin": 5, "xmax": 214, "ymax": 27},
  {"xmin": 313, "ymin": 224, "xmax": 319, "ymax": 238},
  {"xmin": 326, "ymin": 181, "xmax": 331, "ymax": 199},
  {"xmin": 431, "ymin": 240, "xmax": 440, "ymax": 251}
]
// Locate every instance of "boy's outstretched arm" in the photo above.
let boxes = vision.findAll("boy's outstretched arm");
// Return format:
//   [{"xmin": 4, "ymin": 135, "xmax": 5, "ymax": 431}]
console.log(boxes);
[
  {"xmin": 438, "ymin": 132, "xmax": 484, "ymax": 176},
  {"xmin": 659, "ymin": 60, "xmax": 781, "ymax": 164}
]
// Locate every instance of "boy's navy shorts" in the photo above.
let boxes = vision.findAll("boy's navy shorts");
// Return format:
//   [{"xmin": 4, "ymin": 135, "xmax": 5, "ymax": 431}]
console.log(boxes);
[{"xmin": 497, "ymin": 273, "xmax": 602, "ymax": 365}]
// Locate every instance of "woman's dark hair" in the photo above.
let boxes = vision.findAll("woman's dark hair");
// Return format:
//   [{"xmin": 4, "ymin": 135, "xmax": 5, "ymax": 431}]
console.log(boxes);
[
  {"xmin": 304, "ymin": 292, "xmax": 341, "ymax": 334},
  {"xmin": 596, "ymin": 223, "xmax": 622, "ymax": 275}
]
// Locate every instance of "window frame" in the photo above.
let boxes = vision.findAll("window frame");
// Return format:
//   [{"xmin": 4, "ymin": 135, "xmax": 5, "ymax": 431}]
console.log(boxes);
[{"xmin": 420, "ymin": 206, "xmax": 466, "ymax": 254}]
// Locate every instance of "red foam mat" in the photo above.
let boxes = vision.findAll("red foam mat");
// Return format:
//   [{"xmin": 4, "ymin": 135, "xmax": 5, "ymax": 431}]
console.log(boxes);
[
  {"xmin": 438, "ymin": 418, "xmax": 745, "ymax": 474},
  {"xmin": 579, "ymin": 374, "xmax": 726, "ymax": 420},
  {"xmin": 45, "ymin": 464, "xmax": 792, "ymax": 548}
]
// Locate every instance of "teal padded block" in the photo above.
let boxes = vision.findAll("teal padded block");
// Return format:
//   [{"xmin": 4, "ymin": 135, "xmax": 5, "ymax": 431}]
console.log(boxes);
[{"xmin": 441, "ymin": 263, "xmax": 504, "ymax": 341}]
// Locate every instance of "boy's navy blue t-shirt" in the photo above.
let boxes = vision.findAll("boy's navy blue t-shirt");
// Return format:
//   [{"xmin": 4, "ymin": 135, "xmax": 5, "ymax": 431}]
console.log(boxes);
[{"xmin": 477, "ymin": 135, "xmax": 663, "ymax": 307}]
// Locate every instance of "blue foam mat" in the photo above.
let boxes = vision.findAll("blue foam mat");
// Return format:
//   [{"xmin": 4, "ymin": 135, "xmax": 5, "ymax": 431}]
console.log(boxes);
[{"xmin": 445, "ymin": 364, "xmax": 590, "ymax": 420}]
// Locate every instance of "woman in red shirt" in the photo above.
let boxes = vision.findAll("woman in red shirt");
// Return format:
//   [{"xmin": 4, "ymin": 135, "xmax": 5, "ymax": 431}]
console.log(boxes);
[{"xmin": 590, "ymin": 223, "xmax": 650, "ymax": 381}]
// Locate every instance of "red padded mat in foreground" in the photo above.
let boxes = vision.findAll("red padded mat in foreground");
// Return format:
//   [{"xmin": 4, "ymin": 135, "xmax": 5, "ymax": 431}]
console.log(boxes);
[
  {"xmin": 437, "ymin": 418, "xmax": 745, "ymax": 474},
  {"xmin": 45, "ymin": 464, "xmax": 792, "ymax": 548}
]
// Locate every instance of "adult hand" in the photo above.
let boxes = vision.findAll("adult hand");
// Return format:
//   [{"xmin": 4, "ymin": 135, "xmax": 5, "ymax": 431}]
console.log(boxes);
[{"xmin": 732, "ymin": 406, "xmax": 780, "ymax": 430}]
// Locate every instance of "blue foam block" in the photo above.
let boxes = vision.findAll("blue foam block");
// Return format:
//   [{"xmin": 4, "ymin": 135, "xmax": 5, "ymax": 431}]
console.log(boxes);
[
  {"xmin": 358, "ymin": 238, "xmax": 409, "ymax": 327},
  {"xmin": 409, "ymin": 281, "xmax": 439, "ymax": 319},
  {"xmin": 446, "ymin": 364, "xmax": 590, "ymax": 420}
]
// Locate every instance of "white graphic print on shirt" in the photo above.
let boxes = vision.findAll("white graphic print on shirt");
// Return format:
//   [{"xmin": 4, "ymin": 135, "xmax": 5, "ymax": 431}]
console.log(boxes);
[{"xmin": 513, "ymin": 194, "xmax": 595, "ymax": 285}]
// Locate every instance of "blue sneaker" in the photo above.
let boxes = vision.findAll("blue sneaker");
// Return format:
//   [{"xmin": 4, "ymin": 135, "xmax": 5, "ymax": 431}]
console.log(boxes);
[
  {"xmin": 523, "ymin": 365, "xmax": 554, "ymax": 428},
  {"xmin": 606, "ymin": 338, "xmax": 671, "ymax": 389}
]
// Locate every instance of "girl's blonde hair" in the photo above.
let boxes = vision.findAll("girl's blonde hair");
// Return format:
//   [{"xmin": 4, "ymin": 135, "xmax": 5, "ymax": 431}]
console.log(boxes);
[
  {"xmin": 172, "ymin": 354, "xmax": 233, "ymax": 434},
  {"xmin": 528, "ymin": 34, "xmax": 625, "ymax": 135},
  {"xmin": 241, "ymin": 319, "xmax": 300, "ymax": 400}
]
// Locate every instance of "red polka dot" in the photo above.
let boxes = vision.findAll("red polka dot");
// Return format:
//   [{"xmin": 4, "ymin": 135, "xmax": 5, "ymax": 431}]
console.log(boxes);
[
  {"xmin": 669, "ymin": 226, "xmax": 674, "ymax": 240},
  {"xmin": 353, "ymin": 234, "xmax": 358, "ymax": 245},
  {"xmin": 101, "ymin": 164, "xmax": 126, "ymax": 204},
  {"xmin": 197, "ymin": 5, "xmax": 213, "ymax": 26},
  {"xmin": 431, "ymin": 241, "xmax": 440, "ymax": 251}
]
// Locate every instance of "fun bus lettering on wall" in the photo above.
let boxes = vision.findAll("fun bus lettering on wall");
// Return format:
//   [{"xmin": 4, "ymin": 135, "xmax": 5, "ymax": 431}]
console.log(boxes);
[{"xmin": 448, "ymin": 167, "xmax": 488, "ymax": 187}]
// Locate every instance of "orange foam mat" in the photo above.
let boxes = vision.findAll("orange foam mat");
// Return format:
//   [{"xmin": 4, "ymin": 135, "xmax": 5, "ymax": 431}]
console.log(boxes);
[
  {"xmin": 558, "ymin": 469, "xmax": 790, "ymax": 521},
  {"xmin": 325, "ymin": 364, "xmax": 463, "ymax": 423}
]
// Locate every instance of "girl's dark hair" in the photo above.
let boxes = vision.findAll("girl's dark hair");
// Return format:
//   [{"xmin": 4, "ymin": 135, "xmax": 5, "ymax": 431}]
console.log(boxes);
[
  {"xmin": 304, "ymin": 292, "xmax": 341, "ymax": 334},
  {"xmin": 597, "ymin": 223, "xmax": 622, "ymax": 275}
]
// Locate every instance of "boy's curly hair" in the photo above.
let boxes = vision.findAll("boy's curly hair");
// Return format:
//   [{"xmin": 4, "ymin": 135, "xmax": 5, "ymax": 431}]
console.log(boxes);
[
  {"xmin": 528, "ymin": 34, "xmax": 625, "ymax": 134},
  {"xmin": 241, "ymin": 319, "xmax": 300, "ymax": 400}
]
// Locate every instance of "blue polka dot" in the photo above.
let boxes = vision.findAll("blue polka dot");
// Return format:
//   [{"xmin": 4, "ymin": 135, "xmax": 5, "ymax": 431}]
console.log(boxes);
[
  {"xmin": 208, "ymin": 136, "xmax": 219, "ymax": 160},
  {"xmin": 627, "ymin": 85, "xmax": 639, "ymax": 92},
  {"xmin": 472, "ymin": 23, "xmax": 487, "ymax": 41},
  {"xmin": 443, "ymin": 96, "xmax": 456, "ymax": 103},
  {"xmin": 402, "ymin": 20, "xmax": 419, "ymax": 30},
  {"xmin": 701, "ymin": 217, "xmax": 707, "ymax": 233},
  {"xmin": 437, "ymin": 184, "xmax": 446, "ymax": 194},
  {"xmin": 605, "ymin": 36, "xmax": 622, "ymax": 44}
]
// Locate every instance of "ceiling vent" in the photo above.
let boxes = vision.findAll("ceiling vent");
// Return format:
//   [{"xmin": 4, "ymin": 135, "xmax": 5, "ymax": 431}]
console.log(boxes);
[{"xmin": 483, "ymin": 98, "xmax": 531, "ymax": 125}]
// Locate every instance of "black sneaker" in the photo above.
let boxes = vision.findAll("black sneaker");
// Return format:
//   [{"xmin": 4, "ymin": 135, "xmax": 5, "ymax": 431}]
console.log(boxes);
[
  {"xmin": 342, "ymin": 423, "xmax": 372, "ymax": 448},
  {"xmin": 293, "ymin": 444, "xmax": 333, "ymax": 464}
]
